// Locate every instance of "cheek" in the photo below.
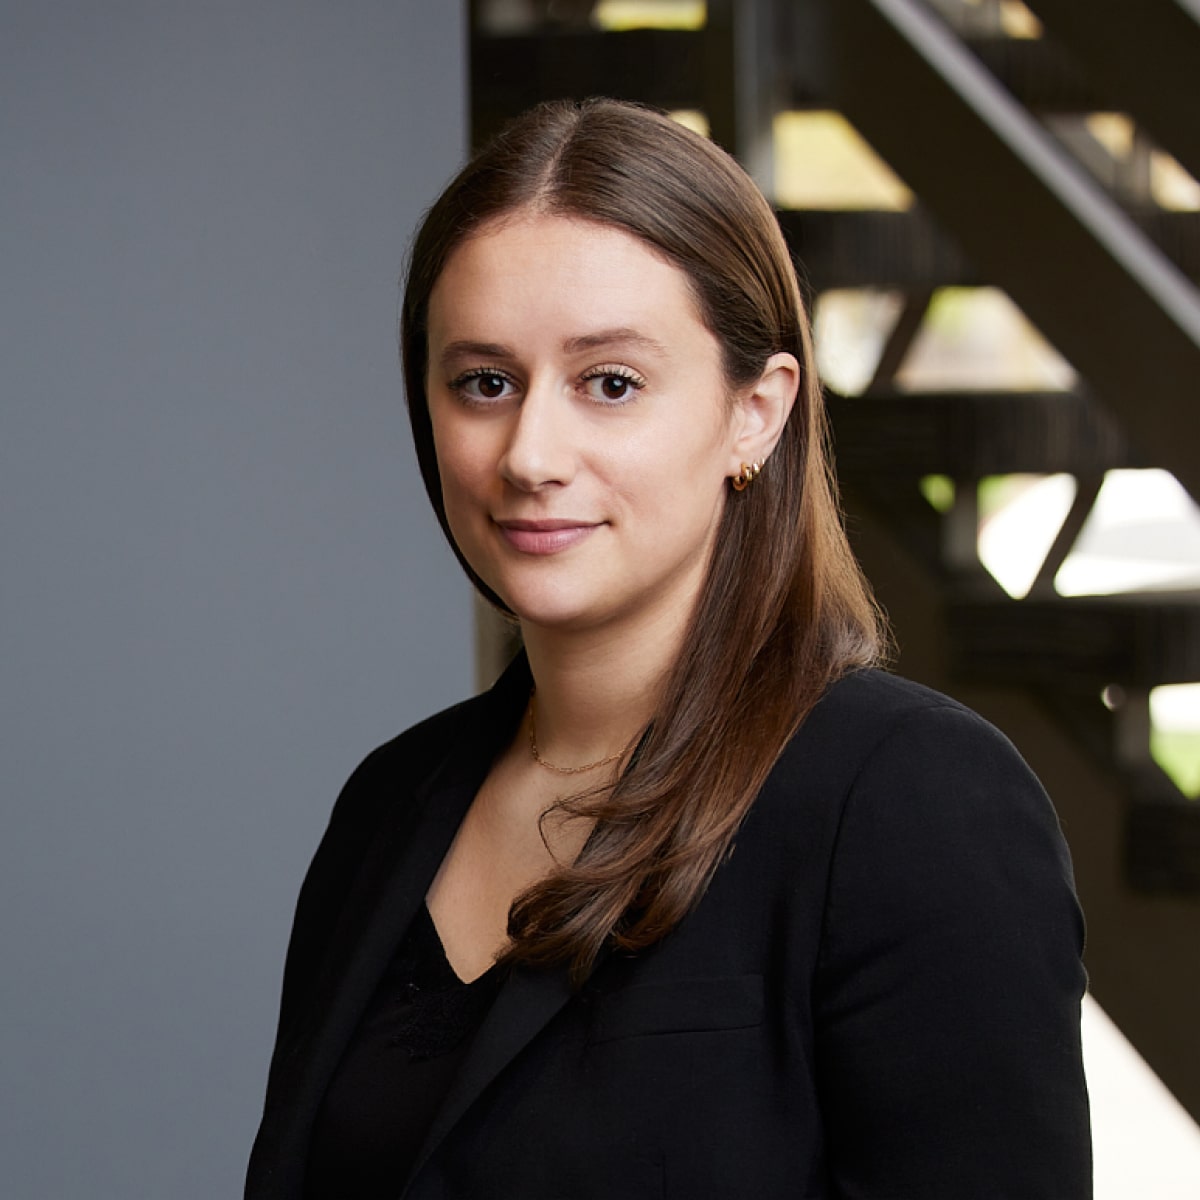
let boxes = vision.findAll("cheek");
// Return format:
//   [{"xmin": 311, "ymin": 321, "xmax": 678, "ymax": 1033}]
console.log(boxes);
[
  {"xmin": 430, "ymin": 456, "xmax": 479, "ymax": 554},
  {"xmin": 434, "ymin": 451, "xmax": 491, "ymax": 569},
  {"xmin": 436, "ymin": 458, "xmax": 486, "ymax": 533},
  {"xmin": 430, "ymin": 411, "xmax": 484, "ymax": 502},
  {"xmin": 616, "ymin": 412, "xmax": 732, "ymax": 505}
]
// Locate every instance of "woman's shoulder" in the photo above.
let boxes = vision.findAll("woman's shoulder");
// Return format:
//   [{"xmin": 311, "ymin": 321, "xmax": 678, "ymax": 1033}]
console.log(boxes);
[
  {"xmin": 755, "ymin": 668, "xmax": 1073, "ymax": 890},
  {"xmin": 812, "ymin": 665, "xmax": 992, "ymax": 736},
  {"xmin": 777, "ymin": 666, "xmax": 1033, "ymax": 794},
  {"xmin": 774, "ymin": 667, "xmax": 1077, "ymax": 921}
]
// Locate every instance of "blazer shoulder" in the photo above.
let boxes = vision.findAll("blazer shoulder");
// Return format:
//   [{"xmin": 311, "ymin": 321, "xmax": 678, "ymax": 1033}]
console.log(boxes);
[
  {"xmin": 807, "ymin": 667, "xmax": 1060, "ymax": 832},
  {"xmin": 749, "ymin": 668, "xmax": 1076, "ymax": 921},
  {"xmin": 801, "ymin": 669, "xmax": 1079, "ymax": 954},
  {"xmin": 812, "ymin": 666, "xmax": 984, "ymax": 736},
  {"xmin": 770, "ymin": 668, "xmax": 1015, "ymax": 796}
]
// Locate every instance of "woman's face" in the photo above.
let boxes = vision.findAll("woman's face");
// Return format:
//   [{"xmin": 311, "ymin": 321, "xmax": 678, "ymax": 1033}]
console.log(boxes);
[{"xmin": 425, "ymin": 213, "xmax": 748, "ymax": 642}]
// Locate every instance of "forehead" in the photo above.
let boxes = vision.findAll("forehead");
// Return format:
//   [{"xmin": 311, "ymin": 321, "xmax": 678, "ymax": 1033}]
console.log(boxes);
[{"xmin": 426, "ymin": 214, "xmax": 710, "ymax": 351}]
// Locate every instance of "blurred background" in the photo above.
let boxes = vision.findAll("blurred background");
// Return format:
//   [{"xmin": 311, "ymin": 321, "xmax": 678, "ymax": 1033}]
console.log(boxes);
[{"xmin": 3, "ymin": 0, "xmax": 1197, "ymax": 1195}]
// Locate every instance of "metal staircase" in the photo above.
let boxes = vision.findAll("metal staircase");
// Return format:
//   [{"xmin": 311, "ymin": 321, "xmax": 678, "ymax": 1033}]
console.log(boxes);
[{"xmin": 468, "ymin": 0, "xmax": 1200, "ymax": 1120}]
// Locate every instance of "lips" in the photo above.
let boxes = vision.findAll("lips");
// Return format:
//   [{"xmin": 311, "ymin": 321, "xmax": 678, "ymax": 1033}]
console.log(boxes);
[{"xmin": 495, "ymin": 518, "xmax": 601, "ymax": 555}]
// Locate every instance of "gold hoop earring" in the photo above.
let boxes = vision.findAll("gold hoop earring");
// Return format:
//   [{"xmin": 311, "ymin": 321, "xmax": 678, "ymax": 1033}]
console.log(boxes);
[{"xmin": 731, "ymin": 460, "xmax": 763, "ymax": 492}]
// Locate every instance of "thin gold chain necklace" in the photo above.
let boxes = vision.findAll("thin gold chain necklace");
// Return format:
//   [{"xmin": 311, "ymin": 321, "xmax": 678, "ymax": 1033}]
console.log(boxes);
[{"xmin": 526, "ymin": 691, "xmax": 630, "ymax": 775}]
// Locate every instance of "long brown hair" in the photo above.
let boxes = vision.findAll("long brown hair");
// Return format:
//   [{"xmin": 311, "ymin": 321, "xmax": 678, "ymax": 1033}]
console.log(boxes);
[{"xmin": 402, "ymin": 99, "xmax": 885, "ymax": 981}]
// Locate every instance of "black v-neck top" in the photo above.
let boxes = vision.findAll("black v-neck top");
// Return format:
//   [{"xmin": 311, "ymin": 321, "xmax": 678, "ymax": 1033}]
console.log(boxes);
[{"xmin": 303, "ymin": 904, "xmax": 506, "ymax": 1198}]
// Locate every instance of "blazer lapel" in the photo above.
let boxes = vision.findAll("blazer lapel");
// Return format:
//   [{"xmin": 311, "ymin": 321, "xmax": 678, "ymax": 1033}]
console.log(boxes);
[
  {"xmin": 293, "ymin": 750, "xmax": 477, "ymax": 1082},
  {"xmin": 258, "ymin": 740, "xmax": 478, "ymax": 1188},
  {"xmin": 403, "ymin": 961, "xmax": 575, "ymax": 1192}
]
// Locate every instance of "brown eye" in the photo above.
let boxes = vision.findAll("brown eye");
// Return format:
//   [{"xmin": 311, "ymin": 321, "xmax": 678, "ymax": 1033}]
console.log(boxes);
[
  {"xmin": 475, "ymin": 369, "xmax": 504, "ymax": 398},
  {"xmin": 453, "ymin": 369, "xmax": 516, "ymax": 403},
  {"xmin": 581, "ymin": 368, "xmax": 644, "ymax": 405}
]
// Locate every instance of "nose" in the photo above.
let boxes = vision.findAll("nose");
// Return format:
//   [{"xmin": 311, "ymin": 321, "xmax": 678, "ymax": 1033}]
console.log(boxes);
[{"xmin": 498, "ymin": 377, "xmax": 576, "ymax": 492}]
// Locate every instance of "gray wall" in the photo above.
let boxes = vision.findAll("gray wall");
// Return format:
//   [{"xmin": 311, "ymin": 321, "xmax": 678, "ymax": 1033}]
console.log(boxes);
[{"xmin": 1, "ymin": 3, "xmax": 469, "ymax": 1195}]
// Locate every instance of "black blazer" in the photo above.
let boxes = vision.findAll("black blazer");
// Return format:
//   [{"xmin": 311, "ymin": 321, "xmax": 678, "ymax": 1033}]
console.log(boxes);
[{"xmin": 246, "ymin": 657, "xmax": 1092, "ymax": 1198}]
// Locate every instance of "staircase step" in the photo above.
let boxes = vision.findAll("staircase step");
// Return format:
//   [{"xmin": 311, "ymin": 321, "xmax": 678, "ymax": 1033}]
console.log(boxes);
[
  {"xmin": 827, "ymin": 388, "xmax": 1137, "ymax": 479},
  {"xmin": 947, "ymin": 594, "xmax": 1200, "ymax": 689},
  {"xmin": 781, "ymin": 209, "xmax": 1200, "ymax": 293},
  {"xmin": 963, "ymin": 35, "xmax": 1106, "ymax": 114},
  {"xmin": 778, "ymin": 208, "xmax": 977, "ymax": 290}
]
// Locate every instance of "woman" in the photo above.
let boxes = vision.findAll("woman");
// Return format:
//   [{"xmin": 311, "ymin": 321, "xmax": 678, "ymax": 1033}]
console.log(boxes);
[{"xmin": 247, "ymin": 99, "xmax": 1091, "ymax": 1198}]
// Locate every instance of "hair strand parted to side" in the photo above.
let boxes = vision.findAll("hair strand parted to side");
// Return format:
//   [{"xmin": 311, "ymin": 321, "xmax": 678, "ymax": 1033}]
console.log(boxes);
[{"xmin": 401, "ymin": 98, "xmax": 886, "ymax": 983}]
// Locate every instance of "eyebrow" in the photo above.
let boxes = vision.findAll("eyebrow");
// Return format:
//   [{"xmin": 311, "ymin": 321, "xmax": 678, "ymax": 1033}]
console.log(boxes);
[
  {"xmin": 437, "ymin": 328, "xmax": 669, "ymax": 370},
  {"xmin": 438, "ymin": 340, "xmax": 514, "ymax": 368},
  {"xmin": 562, "ymin": 328, "xmax": 669, "ymax": 357}
]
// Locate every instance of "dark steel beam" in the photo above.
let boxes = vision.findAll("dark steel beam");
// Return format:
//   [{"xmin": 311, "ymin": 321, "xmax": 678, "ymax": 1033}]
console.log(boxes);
[
  {"xmin": 866, "ymin": 290, "xmax": 934, "ymax": 391},
  {"xmin": 1026, "ymin": 474, "xmax": 1105, "ymax": 599},
  {"xmin": 827, "ymin": 0, "xmax": 1200, "ymax": 503}
]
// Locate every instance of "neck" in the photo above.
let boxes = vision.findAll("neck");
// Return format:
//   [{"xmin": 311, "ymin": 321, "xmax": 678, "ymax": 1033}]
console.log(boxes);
[{"xmin": 520, "ymin": 609, "xmax": 686, "ymax": 769}]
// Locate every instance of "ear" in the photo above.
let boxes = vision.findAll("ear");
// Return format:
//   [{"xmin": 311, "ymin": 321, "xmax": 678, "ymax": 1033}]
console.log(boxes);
[{"xmin": 726, "ymin": 351, "xmax": 800, "ymax": 478}]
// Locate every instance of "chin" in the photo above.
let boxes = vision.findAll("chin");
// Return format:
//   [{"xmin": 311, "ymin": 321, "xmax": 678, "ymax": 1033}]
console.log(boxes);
[
  {"xmin": 474, "ymin": 562, "xmax": 580, "ymax": 618},
  {"xmin": 496, "ymin": 588, "xmax": 612, "ymax": 635},
  {"xmin": 503, "ymin": 599, "xmax": 597, "ymax": 633}
]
